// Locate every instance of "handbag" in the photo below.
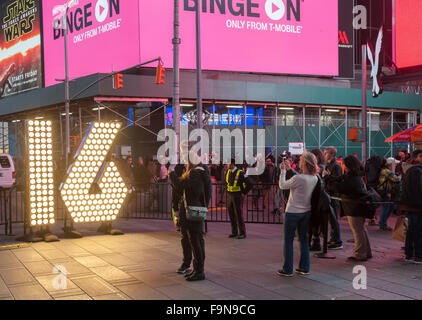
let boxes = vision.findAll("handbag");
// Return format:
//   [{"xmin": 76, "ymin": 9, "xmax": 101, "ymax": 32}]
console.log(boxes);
[
  {"xmin": 392, "ymin": 216, "xmax": 408, "ymax": 243},
  {"xmin": 183, "ymin": 191, "xmax": 208, "ymax": 221}
]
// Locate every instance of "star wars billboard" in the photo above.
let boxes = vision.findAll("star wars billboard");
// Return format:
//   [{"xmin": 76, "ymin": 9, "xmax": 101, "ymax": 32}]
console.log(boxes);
[{"xmin": 0, "ymin": 0, "xmax": 43, "ymax": 98}]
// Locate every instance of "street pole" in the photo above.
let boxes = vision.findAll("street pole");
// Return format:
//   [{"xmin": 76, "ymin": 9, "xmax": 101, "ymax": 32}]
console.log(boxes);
[
  {"xmin": 64, "ymin": 5, "xmax": 70, "ymax": 170},
  {"xmin": 173, "ymin": 0, "xmax": 181, "ymax": 164},
  {"xmin": 196, "ymin": 0, "xmax": 203, "ymax": 132},
  {"xmin": 361, "ymin": 44, "xmax": 368, "ymax": 163}
]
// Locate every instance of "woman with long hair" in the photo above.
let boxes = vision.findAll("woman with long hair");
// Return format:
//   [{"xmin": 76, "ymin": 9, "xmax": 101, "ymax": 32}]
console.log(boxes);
[
  {"xmin": 327, "ymin": 155, "xmax": 373, "ymax": 261},
  {"xmin": 278, "ymin": 152, "xmax": 319, "ymax": 276},
  {"xmin": 169, "ymin": 154, "xmax": 211, "ymax": 281}
]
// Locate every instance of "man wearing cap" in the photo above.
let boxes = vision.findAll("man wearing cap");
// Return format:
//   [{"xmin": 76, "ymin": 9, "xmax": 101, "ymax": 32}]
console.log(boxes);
[
  {"xmin": 401, "ymin": 150, "xmax": 422, "ymax": 264},
  {"xmin": 226, "ymin": 158, "xmax": 252, "ymax": 239},
  {"xmin": 377, "ymin": 157, "xmax": 401, "ymax": 231}
]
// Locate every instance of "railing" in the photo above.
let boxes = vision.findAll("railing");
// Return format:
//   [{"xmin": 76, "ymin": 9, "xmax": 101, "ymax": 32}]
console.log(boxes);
[
  {"xmin": 120, "ymin": 182, "xmax": 286, "ymax": 224},
  {"xmin": 0, "ymin": 182, "xmax": 289, "ymax": 236},
  {"xmin": 0, "ymin": 181, "xmax": 404, "ymax": 237}
]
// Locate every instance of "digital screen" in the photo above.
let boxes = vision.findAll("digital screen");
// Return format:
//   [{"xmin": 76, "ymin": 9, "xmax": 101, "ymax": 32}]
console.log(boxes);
[
  {"xmin": 43, "ymin": 0, "xmax": 140, "ymax": 87},
  {"xmin": 43, "ymin": 0, "xmax": 339, "ymax": 87},
  {"xmin": 140, "ymin": 0, "xmax": 339, "ymax": 76},
  {"xmin": 394, "ymin": 0, "xmax": 422, "ymax": 69}
]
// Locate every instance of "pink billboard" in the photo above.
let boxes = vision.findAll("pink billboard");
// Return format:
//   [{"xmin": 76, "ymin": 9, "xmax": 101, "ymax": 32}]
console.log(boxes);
[
  {"xmin": 43, "ymin": 0, "xmax": 141, "ymax": 87},
  {"xmin": 43, "ymin": 0, "xmax": 338, "ymax": 87},
  {"xmin": 139, "ymin": 0, "xmax": 339, "ymax": 76}
]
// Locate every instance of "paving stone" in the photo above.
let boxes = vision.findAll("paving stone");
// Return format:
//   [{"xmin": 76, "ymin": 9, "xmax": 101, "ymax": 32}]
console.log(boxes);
[
  {"xmin": 90, "ymin": 265, "xmax": 134, "ymax": 282},
  {"xmin": 35, "ymin": 274, "xmax": 81, "ymax": 295},
  {"xmin": 116, "ymin": 283, "xmax": 171, "ymax": 300},
  {"xmin": 93, "ymin": 292, "xmax": 132, "ymax": 300},
  {"xmin": 128, "ymin": 270, "xmax": 180, "ymax": 288},
  {"xmin": 37, "ymin": 249, "xmax": 69, "ymax": 260},
  {"xmin": 56, "ymin": 245, "xmax": 91, "ymax": 257},
  {"xmin": 22, "ymin": 261, "xmax": 54, "ymax": 276},
  {"xmin": 334, "ymin": 294, "xmax": 374, "ymax": 300},
  {"xmin": 55, "ymin": 294, "xmax": 93, "ymax": 300},
  {"xmin": 12, "ymin": 248, "xmax": 45, "ymax": 263},
  {"xmin": 48, "ymin": 260, "xmax": 92, "ymax": 276},
  {"xmin": 0, "ymin": 277, "xmax": 11, "ymax": 298},
  {"xmin": 74, "ymin": 255, "xmax": 110, "ymax": 268},
  {"xmin": 155, "ymin": 284, "xmax": 214, "ymax": 300},
  {"xmin": 0, "ymin": 268, "xmax": 36, "ymax": 286},
  {"xmin": 72, "ymin": 276, "xmax": 118, "ymax": 296},
  {"xmin": 78, "ymin": 243, "xmax": 113, "ymax": 255},
  {"xmin": 0, "ymin": 251, "xmax": 23, "ymax": 268},
  {"xmin": 9, "ymin": 284, "xmax": 52, "ymax": 300},
  {"xmin": 97, "ymin": 253, "xmax": 139, "ymax": 267}
]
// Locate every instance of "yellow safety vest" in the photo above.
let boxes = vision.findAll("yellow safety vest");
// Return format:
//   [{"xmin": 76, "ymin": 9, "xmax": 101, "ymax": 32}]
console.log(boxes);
[{"xmin": 226, "ymin": 169, "xmax": 243, "ymax": 192}]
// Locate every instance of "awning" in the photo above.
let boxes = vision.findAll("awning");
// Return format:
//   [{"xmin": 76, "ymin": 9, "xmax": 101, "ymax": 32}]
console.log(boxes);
[{"xmin": 385, "ymin": 124, "xmax": 422, "ymax": 143}]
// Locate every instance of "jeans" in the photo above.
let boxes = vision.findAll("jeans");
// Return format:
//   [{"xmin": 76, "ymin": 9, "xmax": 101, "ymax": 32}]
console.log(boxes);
[
  {"xmin": 405, "ymin": 212, "xmax": 422, "ymax": 259},
  {"xmin": 283, "ymin": 212, "xmax": 311, "ymax": 274},
  {"xmin": 275, "ymin": 188, "xmax": 284, "ymax": 211},
  {"xmin": 328, "ymin": 199, "xmax": 342, "ymax": 244},
  {"xmin": 379, "ymin": 196, "xmax": 394, "ymax": 229}
]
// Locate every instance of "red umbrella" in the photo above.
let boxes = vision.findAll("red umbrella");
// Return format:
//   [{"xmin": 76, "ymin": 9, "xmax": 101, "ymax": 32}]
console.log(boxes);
[{"xmin": 385, "ymin": 124, "xmax": 422, "ymax": 143}]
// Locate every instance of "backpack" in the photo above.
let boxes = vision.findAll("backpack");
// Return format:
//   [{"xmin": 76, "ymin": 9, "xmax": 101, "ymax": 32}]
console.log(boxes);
[{"xmin": 365, "ymin": 156, "xmax": 382, "ymax": 189}]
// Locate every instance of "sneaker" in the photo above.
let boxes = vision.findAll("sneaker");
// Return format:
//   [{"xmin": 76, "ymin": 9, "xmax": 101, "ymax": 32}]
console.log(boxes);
[
  {"xmin": 380, "ymin": 227, "xmax": 393, "ymax": 231},
  {"xmin": 295, "ymin": 269, "xmax": 310, "ymax": 275},
  {"xmin": 414, "ymin": 258, "xmax": 422, "ymax": 265},
  {"xmin": 368, "ymin": 220, "xmax": 378, "ymax": 226},
  {"xmin": 184, "ymin": 270, "xmax": 195, "ymax": 278},
  {"xmin": 328, "ymin": 243, "xmax": 343, "ymax": 250},
  {"xmin": 404, "ymin": 257, "xmax": 415, "ymax": 263},
  {"xmin": 228, "ymin": 234, "xmax": 238, "ymax": 238},
  {"xmin": 277, "ymin": 270, "xmax": 293, "ymax": 277},
  {"xmin": 237, "ymin": 234, "xmax": 246, "ymax": 239},
  {"xmin": 177, "ymin": 265, "xmax": 191, "ymax": 274},
  {"xmin": 185, "ymin": 272, "xmax": 205, "ymax": 281}
]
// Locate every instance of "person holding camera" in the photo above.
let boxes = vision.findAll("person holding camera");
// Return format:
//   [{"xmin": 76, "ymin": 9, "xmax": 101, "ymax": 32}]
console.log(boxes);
[{"xmin": 277, "ymin": 152, "xmax": 319, "ymax": 276}]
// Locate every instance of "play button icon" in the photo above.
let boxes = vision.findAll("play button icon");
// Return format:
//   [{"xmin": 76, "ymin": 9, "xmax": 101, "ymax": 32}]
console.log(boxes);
[
  {"xmin": 265, "ymin": 0, "xmax": 285, "ymax": 21},
  {"xmin": 95, "ymin": 0, "xmax": 109, "ymax": 23}
]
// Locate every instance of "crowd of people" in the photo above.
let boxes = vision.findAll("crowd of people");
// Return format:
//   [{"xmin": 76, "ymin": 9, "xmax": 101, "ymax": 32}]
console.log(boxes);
[{"xmin": 166, "ymin": 144, "xmax": 422, "ymax": 281}]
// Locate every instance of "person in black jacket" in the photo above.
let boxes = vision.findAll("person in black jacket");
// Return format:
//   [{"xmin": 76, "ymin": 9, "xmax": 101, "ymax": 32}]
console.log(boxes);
[
  {"xmin": 309, "ymin": 149, "xmax": 327, "ymax": 251},
  {"xmin": 401, "ymin": 150, "xmax": 422, "ymax": 264},
  {"xmin": 170, "ymin": 159, "xmax": 212, "ymax": 281},
  {"xmin": 170, "ymin": 164, "xmax": 190, "ymax": 273},
  {"xmin": 323, "ymin": 146, "xmax": 343, "ymax": 250},
  {"xmin": 327, "ymin": 155, "xmax": 373, "ymax": 261}
]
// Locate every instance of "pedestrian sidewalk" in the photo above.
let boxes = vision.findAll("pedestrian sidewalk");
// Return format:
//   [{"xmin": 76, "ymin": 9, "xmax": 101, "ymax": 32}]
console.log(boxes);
[{"xmin": 0, "ymin": 217, "xmax": 421, "ymax": 300}]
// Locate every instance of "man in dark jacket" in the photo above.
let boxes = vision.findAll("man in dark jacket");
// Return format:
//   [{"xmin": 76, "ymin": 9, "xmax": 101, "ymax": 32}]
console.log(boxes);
[
  {"xmin": 323, "ymin": 146, "xmax": 343, "ymax": 250},
  {"xmin": 401, "ymin": 150, "xmax": 422, "ymax": 264},
  {"xmin": 226, "ymin": 158, "xmax": 252, "ymax": 239}
]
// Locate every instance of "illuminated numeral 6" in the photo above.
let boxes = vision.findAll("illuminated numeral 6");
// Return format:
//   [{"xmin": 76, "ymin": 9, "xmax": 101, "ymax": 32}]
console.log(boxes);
[{"xmin": 60, "ymin": 122, "xmax": 128, "ymax": 223}]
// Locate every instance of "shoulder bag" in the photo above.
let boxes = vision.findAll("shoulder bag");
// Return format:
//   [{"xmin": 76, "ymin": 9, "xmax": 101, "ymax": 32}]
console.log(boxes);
[{"xmin": 183, "ymin": 190, "xmax": 208, "ymax": 221}]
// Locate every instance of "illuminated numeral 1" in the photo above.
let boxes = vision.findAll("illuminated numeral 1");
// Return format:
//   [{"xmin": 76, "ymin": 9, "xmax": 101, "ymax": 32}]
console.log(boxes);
[
  {"xmin": 60, "ymin": 122, "xmax": 128, "ymax": 223},
  {"xmin": 28, "ymin": 120, "xmax": 55, "ymax": 226}
]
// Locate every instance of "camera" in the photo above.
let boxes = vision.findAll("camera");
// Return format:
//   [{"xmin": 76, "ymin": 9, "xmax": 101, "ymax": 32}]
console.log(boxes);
[{"xmin": 278, "ymin": 151, "xmax": 291, "ymax": 164}]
